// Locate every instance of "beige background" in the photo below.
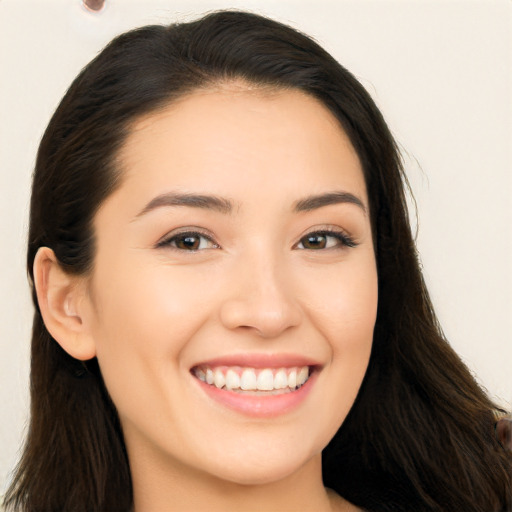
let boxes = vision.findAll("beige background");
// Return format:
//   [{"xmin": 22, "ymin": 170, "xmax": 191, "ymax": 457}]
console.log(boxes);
[{"xmin": 1, "ymin": 0, "xmax": 511, "ymax": 492}]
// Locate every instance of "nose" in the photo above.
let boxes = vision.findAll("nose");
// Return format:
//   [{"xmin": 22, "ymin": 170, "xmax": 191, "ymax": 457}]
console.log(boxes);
[{"xmin": 219, "ymin": 255, "xmax": 302, "ymax": 338}]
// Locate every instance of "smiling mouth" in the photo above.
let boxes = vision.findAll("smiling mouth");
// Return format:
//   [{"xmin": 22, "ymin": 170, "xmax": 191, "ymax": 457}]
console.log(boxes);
[{"xmin": 192, "ymin": 365, "xmax": 311, "ymax": 395}]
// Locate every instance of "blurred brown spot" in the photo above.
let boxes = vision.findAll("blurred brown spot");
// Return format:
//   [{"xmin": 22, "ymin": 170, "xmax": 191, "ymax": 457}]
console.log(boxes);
[
  {"xmin": 83, "ymin": 0, "xmax": 105, "ymax": 12},
  {"xmin": 496, "ymin": 418, "xmax": 512, "ymax": 452}
]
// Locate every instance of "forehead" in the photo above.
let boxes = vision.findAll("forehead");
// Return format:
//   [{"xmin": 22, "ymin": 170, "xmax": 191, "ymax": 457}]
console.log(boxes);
[{"xmin": 112, "ymin": 84, "xmax": 367, "ymax": 212}]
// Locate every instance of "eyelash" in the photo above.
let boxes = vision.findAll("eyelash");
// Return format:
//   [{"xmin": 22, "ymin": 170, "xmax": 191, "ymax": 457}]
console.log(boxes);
[{"xmin": 156, "ymin": 228, "xmax": 357, "ymax": 252}]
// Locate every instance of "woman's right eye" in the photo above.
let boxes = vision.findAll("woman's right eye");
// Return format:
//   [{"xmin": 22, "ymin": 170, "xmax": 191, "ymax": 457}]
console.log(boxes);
[{"xmin": 157, "ymin": 231, "xmax": 219, "ymax": 251}]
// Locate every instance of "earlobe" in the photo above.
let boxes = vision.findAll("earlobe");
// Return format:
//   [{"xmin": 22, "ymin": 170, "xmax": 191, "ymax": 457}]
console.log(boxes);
[{"xmin": 33, "ymin": 247, "xmax": 96, "ymax": 361}]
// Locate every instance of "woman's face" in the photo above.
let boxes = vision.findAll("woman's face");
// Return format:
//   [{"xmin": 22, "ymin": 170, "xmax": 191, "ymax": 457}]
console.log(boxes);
[{"xmin": 84, "ymin": 85, "xmax": 378, "ymax": 486}]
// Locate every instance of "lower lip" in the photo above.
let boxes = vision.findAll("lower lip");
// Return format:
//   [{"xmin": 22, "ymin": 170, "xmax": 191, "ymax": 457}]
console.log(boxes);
[{"xmin": 193, "ymin": 370, "xmax": 318, "ymax": 418}]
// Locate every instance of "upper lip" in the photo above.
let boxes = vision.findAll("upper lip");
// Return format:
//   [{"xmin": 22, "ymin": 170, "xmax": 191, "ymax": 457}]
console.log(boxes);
[{"xmin": 191, "ymin": 353, "xmax": 322, "ymax": 369}]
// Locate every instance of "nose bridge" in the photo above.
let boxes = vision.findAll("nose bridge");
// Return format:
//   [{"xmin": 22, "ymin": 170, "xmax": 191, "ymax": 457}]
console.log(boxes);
[{"xmin": 219, "ymin": 242, "xmax": 301, "ymax": 338}]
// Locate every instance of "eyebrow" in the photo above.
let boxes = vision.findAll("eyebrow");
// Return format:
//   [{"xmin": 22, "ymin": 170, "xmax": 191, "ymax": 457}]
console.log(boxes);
[
  {"xmin": 134, "ymin": 193, "xmax": 234, "ymax": 218},
  {"xmin": 293, "ymin": 191, "xmax": 367, "ymax": 214},
  {"xmin": 134, "ymin": 190, "xmax": 366, "ymax": 219}
]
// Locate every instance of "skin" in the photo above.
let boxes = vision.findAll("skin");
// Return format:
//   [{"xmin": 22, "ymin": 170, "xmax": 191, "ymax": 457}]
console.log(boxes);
[{"xmin": 35, "ymin": 84, "xmax": 377, "ymax": 511}]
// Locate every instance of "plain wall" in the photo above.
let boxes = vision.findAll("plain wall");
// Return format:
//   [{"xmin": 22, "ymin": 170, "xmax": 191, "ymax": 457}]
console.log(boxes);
[{"xmin": 1, "ymin": 0, "xmax": 511, "ymax": 492}]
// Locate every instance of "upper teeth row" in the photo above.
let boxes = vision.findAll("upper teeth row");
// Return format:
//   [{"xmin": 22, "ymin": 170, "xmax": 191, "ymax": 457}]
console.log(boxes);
[{"xmin": 194, "ymin": 366, "xmax": 310, "ymax": 391}]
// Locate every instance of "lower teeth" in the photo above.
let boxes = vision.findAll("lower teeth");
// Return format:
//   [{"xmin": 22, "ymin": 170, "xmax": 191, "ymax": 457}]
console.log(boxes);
[
  {"xmin": 210, "ymin": 381, "xmax": 308, "ymax": 395},
  {"xmin": 231, "ymin": 387, "xmax": 294, "ymax": 395}
]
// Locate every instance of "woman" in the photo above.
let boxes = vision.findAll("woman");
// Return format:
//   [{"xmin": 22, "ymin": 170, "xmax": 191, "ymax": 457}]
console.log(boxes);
[{"xmin": 4, "ymin": 10, "xmax": 511, "ymax": 512}]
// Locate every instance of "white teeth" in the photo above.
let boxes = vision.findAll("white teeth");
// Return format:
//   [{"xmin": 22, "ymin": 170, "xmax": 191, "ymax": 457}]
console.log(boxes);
[
  {"xmin": 288, "ymin": 369, "xmax": 297, "ymax": 388},
  {"xmin": 257, "ymin": 369, "xmax": 274, "ymax": 391},
  {"xmin": 273, "ymin": 369, "xmax": 288, "ymax": 389},
  {"xmin": 297, "ymin": 366, "xmax": 309, "ymax": 386},
  {"xmin": 240, "ymin": 369, "xmax": 257, "ymax": 390},
  {"xmin": 225, "ymin": 369, "xmax": 240, "ymax": 390},
  {"xmin": 213, "ymin": 369, "xmax": 225, "ymax": 389},
  {"xmin": 195, "ymin": 365, "xmax": 311, "ymax": 393}
]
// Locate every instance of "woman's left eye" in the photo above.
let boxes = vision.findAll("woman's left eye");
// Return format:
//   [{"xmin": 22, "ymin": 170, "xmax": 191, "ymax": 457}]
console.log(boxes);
[
  {"xmin": 295, "ymin": 230, "xmax": 356, "ymax": 250},
  {"xmin": 157, "ymin": 232, "xmax": 219, "ymax": 251}
]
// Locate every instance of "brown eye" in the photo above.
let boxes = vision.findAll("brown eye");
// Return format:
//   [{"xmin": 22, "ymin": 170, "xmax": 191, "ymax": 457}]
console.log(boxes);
[
  {"xmin": 296, "ymin": 230, "xmax": 357, "ymax": 250},
  {"xmin": 301, "ymin": 234, "xmax": 328, "ymax": 249},
  {"xmin": 175, "ymin": 235, "xmax": 201, "ymax": 250},
  {"xmin": 158, "ymin": 231, "xmax": 218, "ymax": 251}
]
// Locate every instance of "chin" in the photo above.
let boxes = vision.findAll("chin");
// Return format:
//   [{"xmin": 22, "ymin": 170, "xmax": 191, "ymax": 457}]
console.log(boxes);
[{"xmin": 198, "ymin": 442, "xmax": 322, "ymax": 487}]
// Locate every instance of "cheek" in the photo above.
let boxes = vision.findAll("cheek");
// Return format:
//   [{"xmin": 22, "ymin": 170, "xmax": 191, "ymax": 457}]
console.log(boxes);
[
  {"xmin": 90, "ymin": 257, "xmax": 210, "ymax": 346},
  {"xmin": 300, "ymin": 254, "xmax": 377, "ymax": 427},
  {"xmin": 332, "ymin": 262, "xmax": 377, "ymax": 378},
  {"xmin": 87, "ymin": 258, "xmax": 215, "ymax": 410},
  {"xmin": 300, "ymin": 253, "xmax": 378, "ymax": 349}
]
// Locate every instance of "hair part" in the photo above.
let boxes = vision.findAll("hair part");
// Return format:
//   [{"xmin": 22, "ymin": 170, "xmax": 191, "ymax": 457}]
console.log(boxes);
[{"xmin": 5, "ymin": 10, "xmax": 511, "ymax": 512}]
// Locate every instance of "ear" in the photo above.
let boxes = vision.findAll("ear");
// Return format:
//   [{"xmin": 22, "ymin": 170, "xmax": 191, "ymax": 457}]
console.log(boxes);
[{"xmin": 33, "ymin": 247, "xmax": 96, "ymax": 361}]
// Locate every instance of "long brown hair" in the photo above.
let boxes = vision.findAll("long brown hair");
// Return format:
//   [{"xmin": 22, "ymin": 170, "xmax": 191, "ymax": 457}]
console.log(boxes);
[{"xmin": 5, "ymin": 10, "xmax": 511, "ymax": 512}]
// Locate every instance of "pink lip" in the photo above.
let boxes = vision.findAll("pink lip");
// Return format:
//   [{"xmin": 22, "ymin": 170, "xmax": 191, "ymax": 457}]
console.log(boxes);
[
  {"xmin": 190, "ymin": 353, "xmax": 321, "ymax": 418},
  {"xmin": 193, "ymin": 370, "xmax": 318, "ymax": 418},
  {"xmin": 191, "ymin": 353, "xmax": 322, "ymax": 369}
]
